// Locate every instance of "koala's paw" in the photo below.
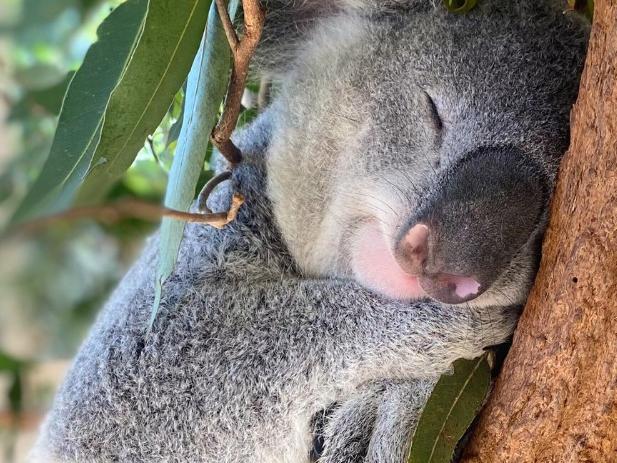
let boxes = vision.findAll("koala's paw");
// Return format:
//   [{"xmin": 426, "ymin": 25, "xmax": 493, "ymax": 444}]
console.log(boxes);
[
  {"xmin": 471, "ymin": 305, "xmax": 521, "ymax": 350},
  {"xmin": 310, "ymin": 394, "xmax": 376, "ymax": 463},
  {"xmin": 311, "ymin": 380, "xmax": 436, "ymax": 463}
]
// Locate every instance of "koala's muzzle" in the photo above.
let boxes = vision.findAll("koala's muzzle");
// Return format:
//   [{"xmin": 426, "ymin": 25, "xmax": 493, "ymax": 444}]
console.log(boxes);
[{"xmin": 395, "ymin": 146, "xmax": 548, "ymax": 304}]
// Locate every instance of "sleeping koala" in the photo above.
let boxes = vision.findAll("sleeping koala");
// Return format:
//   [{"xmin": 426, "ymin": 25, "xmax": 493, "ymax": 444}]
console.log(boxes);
[{"xmin": 33, "ymin": 1, "xmax": 589, "ymax": 462}]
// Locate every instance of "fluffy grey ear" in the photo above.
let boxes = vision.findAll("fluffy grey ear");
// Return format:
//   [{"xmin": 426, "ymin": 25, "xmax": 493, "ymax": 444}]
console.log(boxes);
[
  {"xmin": 254, "ymin": 0, "xmax": 586, "ymax": 77},
  {"xmin": 253, "ymin": 0, "xmax": 432, "ymax": 76},
  {"xmin": 254, "ymin": 1, "xmax": 339, "ymax": 76}
]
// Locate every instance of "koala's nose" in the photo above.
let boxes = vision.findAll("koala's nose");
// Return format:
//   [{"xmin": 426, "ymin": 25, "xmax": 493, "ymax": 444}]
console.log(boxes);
[
  {"xmin": 396, "ymin": 224, "xmax": 482, "ymax": 304},
  {"xmin": 394, "ymin": 146, "xmax": 548, "ymax": 305},
  {"xmin": 396, "ymin": 224, "xmax": 429, "ymax": 275}
]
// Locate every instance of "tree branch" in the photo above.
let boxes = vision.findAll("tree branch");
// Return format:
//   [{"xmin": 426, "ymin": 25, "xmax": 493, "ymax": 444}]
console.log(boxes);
[
  {"xmin": 185, "ymin": 0, "xmax": 265, "ymax": 222},
  {"xmin": 197, "ymin": 170, "xmax": 232, "ymax": 213},
  {"xmin": 0, "ymin": 411, "xmax": 41, "ymax": 432},
  {"xmin": 461, "ymin": 2, "xmax": 617, "ymax": 460}
]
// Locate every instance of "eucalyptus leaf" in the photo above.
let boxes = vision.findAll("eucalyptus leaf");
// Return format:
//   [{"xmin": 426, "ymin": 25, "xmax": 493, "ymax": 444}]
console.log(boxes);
[
  {"xmin": 33, "ymin": 71, "xmax": 75, "ymax": 115},
  {"xmin": 11, "ymin": 0, "xmax": 148, "ymax": 223},
  {"xmin": 443, "ymin": 0, "xmax": 478, "ymax": 14},
  {"xmin": 150, "ymin": 0, "xmax": 239, "ymax": 328},
  {"xmin": 408, "ymin": 355, "xmax": 491, "ymax": 463},
  {"xmin": 77, "ymin": 0, "xmax": 212, "ymax": 203},
  {"xmin": 568, "ymin": 0, "xmax": 594, "ymax": 19}
]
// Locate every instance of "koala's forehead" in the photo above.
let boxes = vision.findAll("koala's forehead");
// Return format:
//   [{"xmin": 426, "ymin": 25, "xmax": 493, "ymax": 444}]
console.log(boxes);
[
  {"xmin": 327, "ymin": 6, "xmax": 588, "ymax": 165},
  {"xmin": 276, "ymin": 2, "xmax": 588, "ymax": 179},
  {"xmin": 348, "ymin": 5, "xmax": 588, "ymax": 109}
]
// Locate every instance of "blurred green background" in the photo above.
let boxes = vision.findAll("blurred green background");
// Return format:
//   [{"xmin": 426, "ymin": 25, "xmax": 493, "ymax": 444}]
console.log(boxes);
[{"xmin": 0, "ymin": 1, "xmax": 219, "ymax": 460}]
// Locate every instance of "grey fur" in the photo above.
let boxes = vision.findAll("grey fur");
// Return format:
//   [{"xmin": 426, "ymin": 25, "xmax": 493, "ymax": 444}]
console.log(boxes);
[
  {"xmin": 32, "ymin": 122, "xmax": 517, "ymax": 462},
  {"xmin": 33, "ymin": 1, "xmax": 588, "ymax": 462},
  {"xmin": 266, "ymin": 0, "xmax": 588, "ymax": 307}
]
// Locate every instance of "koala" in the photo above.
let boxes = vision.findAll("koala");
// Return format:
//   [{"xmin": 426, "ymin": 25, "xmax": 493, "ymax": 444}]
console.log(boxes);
[{"xmin": 32, "ymin": 1, "xmax": 589, "ymax": 462}]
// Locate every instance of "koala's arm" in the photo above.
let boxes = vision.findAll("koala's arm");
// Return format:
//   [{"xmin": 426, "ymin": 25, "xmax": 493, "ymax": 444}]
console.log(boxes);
[
  {"xmin": 31, "ymin": 248, "xmax": 516, "ymax": 462},
  {"xmin": 31, "ymin": 108, "xmax": 517, "ymax": 462},
  {"xmin": 244, "ymin": 276, "xmax": 518, "ymax": 388}
]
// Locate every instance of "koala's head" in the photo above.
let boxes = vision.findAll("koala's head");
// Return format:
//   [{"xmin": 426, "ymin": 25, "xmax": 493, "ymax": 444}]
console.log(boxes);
[{"xmin": 265, "ymin": 1, "xmax": 589, "ymax": 307}]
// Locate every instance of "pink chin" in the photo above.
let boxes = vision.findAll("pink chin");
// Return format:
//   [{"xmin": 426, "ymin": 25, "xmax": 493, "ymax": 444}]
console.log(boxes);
[{"xmin": 350, "ymin": 222, "xmax": 427, "ymax": 300}]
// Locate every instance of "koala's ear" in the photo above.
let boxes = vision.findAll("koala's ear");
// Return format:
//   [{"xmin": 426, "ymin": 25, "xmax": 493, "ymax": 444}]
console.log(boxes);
[
  {"xmin": 254, "ymin": 1, "xmax": 430, "ymax": 76},
  {"xmin": 254, "ymin": 1, "xmax": 340, "ymax": 76}
]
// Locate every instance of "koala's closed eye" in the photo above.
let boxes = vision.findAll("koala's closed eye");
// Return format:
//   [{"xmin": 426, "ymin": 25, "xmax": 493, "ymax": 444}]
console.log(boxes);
[{"xmin": 423, "ymin": 90, "xmax": 443, "ymax": 134}]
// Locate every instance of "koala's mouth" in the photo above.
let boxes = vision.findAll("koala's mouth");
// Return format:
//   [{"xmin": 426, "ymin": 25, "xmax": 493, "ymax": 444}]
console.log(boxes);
[{"xmin": 350, "ymin": 221, "xmax": 484, "ymax": 305}]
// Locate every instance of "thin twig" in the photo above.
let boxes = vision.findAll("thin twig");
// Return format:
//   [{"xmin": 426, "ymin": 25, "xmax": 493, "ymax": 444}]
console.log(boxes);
[
  {"xmin": 197, "ymin": 170, "xmax": 233, "ymax": 213},
  {"xmin": 191, "ymin": 0, "xmax": 265, "ymax": 220},
  {"xmin": 146, "ymin": 135, "xmax": 160, "ymax": 164},
  {"xmin": 216, "ymin": 0, "xmax": 240, "ymax": 50},
  {"xmin": 210, "ymin": 0, "xmax": 265, "ymax": 165},
  {"xmin": 5, "ymin": 194, "xmax": 245, "ymax": 238},
  {"xmin": 0, "ymin": 411, "xmax": 40, "ymax": 431}
]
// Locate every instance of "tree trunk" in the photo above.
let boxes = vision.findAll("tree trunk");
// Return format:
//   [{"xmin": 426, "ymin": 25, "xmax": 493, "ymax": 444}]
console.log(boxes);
[{"xmin": 461, "ymin": 1, "xmax": 617, "ymax": 462}]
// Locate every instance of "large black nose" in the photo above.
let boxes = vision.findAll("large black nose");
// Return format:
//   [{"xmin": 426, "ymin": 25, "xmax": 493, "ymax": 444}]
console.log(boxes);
[{"xmin": 395, "ymin": 146, "xmax": 548, "ymax": 304}]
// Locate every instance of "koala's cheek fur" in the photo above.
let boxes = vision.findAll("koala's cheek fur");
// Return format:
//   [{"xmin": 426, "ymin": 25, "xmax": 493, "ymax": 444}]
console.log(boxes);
[{"xmin": 350, "ymin": 221, "xmax": 426, "ymax": 301}]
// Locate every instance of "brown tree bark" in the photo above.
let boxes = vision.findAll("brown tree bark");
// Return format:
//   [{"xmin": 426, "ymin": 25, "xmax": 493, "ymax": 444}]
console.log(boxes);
[{"xmin": 461, "ymin": 1, "xmax": 617, "ymax": 462}]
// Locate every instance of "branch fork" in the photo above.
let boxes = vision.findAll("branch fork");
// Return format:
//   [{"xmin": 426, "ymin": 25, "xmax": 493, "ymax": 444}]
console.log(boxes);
[
  {"xmin": 210, "ymin": 0, "xmax": 265, "ymax": 166},
  {"xmin": 197, "ymin": 0, "xmax": 265, "ymax": 216}
]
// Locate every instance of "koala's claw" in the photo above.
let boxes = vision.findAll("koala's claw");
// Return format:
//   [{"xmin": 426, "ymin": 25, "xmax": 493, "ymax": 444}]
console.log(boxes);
[
  {"xmin": 312, "ymin": 393, "xmax": 377, "ymax": 463},
  {"xmin": 313, "ymin": 380, "xmax": 437, "ymax": 463}
]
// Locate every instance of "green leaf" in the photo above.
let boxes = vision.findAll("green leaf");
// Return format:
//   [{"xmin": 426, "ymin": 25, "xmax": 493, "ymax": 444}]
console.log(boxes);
[
  {"xmin": 568, "ymin": 0, "xmax": 594, "ymax": 19},
  {"xmin": 587, "ymin": 0, "xmax": 595, "ymax": 18},
  {"xmin": 77, "ymin": 0, "xmax": 212, "ymax": 204},
  {"xmin": 443, "ymin": 0, "xmax": 478, "ymax": 14},
  {"xmin": 166, "ymin": 94, "xmax": 185, "ymax": 151},
  {"xmin": 30, "ymin": 71, "xmax": 75, "ymax": 115},
  {"xmin": 150, "ymin": 0, "xmax": 239, "ymax": 328},
  {"xmin": 8, "ymin": 371, "xmax": 23, "ymax": 415},
  {"xmin": 11, "ymin": 0, "xmax": 148, "ymax": 223},
  {"xmin": 0, "ymin": 352, "xmax": 22, "ymax": 372},
  {"xmin": 408, "ymin": 355, "xmax": 491, "ymax": 463}
]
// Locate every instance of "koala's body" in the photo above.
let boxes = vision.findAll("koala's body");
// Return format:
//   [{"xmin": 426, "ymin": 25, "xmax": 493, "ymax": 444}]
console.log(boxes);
[{"xmin": 33, "ymin": 1, "xmax": 588, "ymax": 462}]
